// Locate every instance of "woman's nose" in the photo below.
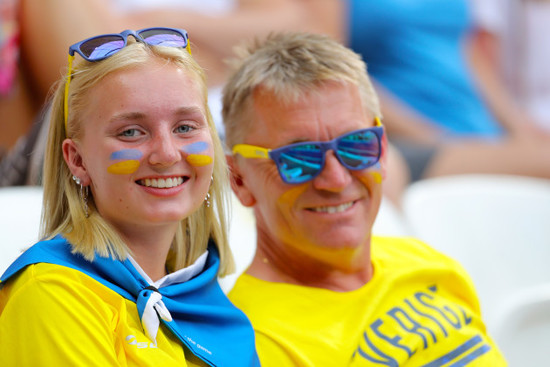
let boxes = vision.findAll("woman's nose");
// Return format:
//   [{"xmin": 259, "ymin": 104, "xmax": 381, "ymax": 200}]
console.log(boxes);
[{"xmin": 148, "ymin": 131, "xmax": 181, "ymax": 167}]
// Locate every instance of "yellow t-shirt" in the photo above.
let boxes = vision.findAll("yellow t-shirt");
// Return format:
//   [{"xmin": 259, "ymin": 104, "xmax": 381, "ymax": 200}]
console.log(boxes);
[
  {"xmin": 229, "ymin": 236, "xmax": 507, "ymax": 366},
  {"xmin": 0, "ymin": 263, "xmax": 207, "ymax": 367}
]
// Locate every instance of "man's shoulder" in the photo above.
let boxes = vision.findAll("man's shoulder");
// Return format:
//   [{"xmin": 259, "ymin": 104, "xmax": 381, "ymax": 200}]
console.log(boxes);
[{"xmin": 372, "ymin": 235, "xmax": 456, "ymax": 267}]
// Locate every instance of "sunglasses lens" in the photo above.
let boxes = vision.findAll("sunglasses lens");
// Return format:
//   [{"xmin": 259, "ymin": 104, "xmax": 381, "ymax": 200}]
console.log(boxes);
[
  {"xmin": 275, "ymin": 144, "xmax": 324, "ymax": 183},
  {"xmin": 139, "ymin": 29, "xmax": 188, "ymax": 48},
  {"xmin": 337, "ymin": 130, "xmax": 380, "ymax": 169},
  {"xmin": 80, "ymin": 36, "xmax": 125, "ymax": 60}
]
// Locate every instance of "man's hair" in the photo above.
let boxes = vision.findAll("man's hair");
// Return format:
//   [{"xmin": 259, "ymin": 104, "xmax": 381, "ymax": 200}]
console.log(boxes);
[
  {"xmin": 42, "ymin": 41, "xmax": 235, "ymax": 275},
  {"xmin": 222, "ymin": 31, "xmax": 381, "ymax": 148}
]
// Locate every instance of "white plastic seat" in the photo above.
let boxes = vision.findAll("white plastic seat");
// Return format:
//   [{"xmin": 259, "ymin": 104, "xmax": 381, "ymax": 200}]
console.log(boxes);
[
  {"xmin": 372, "ymin": 197, "xmax": 412, "ymax": 237},
  {"xmin": 491, "ymin": 283, "xmax": 550, "ymax": 366},
  {"xmin": 0, "ymin": 186, "xmax": 44, "ymax": 273},
  {"xmin": 219, "ymin": 193, "xmax": 257, "ymax": 292},
  {"xmin": 402, "ymin": 174, "xmax": 550, "ymax": 337}
]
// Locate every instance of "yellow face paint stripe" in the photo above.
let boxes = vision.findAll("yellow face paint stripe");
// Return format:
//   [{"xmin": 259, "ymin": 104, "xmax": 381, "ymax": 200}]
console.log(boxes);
[
  {"xmin": 107, "ymin": 160, "xmax": 140, "ymax": 175},
  {"xmin": 186, "ymin": 154, "xmax": 213, "ymax": 167},
  {"xmin": 370, "ymin": 171, "xmax": 383, "ymax": 184}
]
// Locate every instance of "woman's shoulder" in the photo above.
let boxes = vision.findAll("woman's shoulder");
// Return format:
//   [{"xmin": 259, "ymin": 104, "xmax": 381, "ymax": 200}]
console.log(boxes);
[{"xmin": 1, "ymin": 262, "xmax": 126, "ymax": 313}]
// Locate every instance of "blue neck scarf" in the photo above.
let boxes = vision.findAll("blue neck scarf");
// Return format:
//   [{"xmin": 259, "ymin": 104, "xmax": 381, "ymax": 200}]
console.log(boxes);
[{"xmin": 1, "ymin": 235, "xmax": 260, "ymax": 367}]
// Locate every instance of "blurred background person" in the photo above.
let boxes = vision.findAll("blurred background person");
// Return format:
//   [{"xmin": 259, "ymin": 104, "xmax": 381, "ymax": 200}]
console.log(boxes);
[
  {"xmin": 345, "ymin": 0, "xmax": 550, "ymax": 183},
  {"xmin": 0, "ymin": 0, "xmax": 35, "ymax": 156},
  {"xmin": 471, "ymin": 0, "xmax": 550, "ymax": 132}
]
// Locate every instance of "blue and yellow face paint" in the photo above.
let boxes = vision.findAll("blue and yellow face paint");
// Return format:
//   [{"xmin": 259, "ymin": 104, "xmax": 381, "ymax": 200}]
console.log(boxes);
[
  {"xmin": 368, "ymin": 163, "xmax": 384, "ymax": 184},
  {"xmin": 107, "ymin": 149, "xmax": 143, "ymax": 174},
  {"xmin": 181, "ymin": 141, "xmax": 213, "ymax": 167}
]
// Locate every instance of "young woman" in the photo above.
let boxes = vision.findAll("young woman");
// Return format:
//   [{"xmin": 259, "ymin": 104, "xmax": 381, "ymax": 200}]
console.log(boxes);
[{"xmin": 0, "ymin": 28, "xmax": 259, "ymax": 366}]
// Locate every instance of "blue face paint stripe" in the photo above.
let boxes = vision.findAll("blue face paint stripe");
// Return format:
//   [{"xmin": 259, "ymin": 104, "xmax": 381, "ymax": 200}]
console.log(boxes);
[
  {"xmin": 181, "ymin": 141, "xmax": 209, "ymax": 154},
  {"xmin": 110, "ymin": 149, "xmax": 143, "ymax": 160}
]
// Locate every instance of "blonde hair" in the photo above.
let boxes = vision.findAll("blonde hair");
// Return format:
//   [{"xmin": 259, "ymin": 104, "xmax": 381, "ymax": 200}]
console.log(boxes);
[
  {"xmin": 42, "ymin": 41, "xmax": 235, "ymax": 275},
  {"xmin": 222, "ymin": 32, "xmax": 382, "ymax": 148}
]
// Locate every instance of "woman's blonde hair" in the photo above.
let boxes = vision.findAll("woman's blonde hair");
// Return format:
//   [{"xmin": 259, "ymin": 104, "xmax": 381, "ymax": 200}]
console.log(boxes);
[
  {"xmin": 222, "ymin": 32, "xmax": 382, "ymax": 149},
  {"xmin": 42, "ymin": 41, "xmax": 235, "ymax": 276}
]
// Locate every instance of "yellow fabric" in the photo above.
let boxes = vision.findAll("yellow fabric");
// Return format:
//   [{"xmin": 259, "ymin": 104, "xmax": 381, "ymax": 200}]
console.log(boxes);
[
  {"xmin": 0, "ymin": 263, "xmax": 207, "ymax": 367},
  {"xmin": 229, "ymin": 236, "xmax": 507, "ymax": 366}
]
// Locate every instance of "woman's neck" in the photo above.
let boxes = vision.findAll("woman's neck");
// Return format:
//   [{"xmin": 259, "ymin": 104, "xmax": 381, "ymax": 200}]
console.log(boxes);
[{"xmin": 120, "ymin": 224, "xmax": 178, "ymax": 282}]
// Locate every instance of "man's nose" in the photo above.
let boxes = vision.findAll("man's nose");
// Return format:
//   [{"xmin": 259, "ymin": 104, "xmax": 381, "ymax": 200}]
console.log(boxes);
[{"xmin": 312, "ymin": 150, "xmax": 352, "ymax": 192}]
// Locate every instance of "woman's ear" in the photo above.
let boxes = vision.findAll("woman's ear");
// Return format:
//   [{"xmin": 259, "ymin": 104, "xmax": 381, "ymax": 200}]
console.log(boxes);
[
  {"xmin": 62, "ymin": 138, "xmax": 91, "ymax": 185},
  {"xmin": 226, "ymin": 154, "xmax": 256, "ymax": 207}
]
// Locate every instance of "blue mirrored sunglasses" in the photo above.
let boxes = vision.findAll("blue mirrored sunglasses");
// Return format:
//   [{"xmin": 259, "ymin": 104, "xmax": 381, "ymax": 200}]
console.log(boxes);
[
  {"xmin": 64, "ymin": 27, "xmax": 191, "ymax": 131},
  {"xmin": 232, "ymin": 118, "xmax": 384, "ymax": 184}
]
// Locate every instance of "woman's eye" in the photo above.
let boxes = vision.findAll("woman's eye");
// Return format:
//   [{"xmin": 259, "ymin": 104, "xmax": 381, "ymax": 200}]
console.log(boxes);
[
  {"xmin": 120, "ymin": 129, "xmax": 141, "ymax": 137},
  {"xmin": 175, "ymin": 125, "xmax": 193, "ymax": 134}
]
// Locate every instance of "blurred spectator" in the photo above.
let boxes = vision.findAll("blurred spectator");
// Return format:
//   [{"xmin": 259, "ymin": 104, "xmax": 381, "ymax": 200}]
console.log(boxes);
[
  {"xmin": 345, "ymin": 0, "xmax": 550, "ymax": 182},
  {"xmin": 471, "ymin": 0, "xmax": 550, "ymax": 132},
  {"xmin": 0, "ymin": 0, "xmax": 124, "ymax": 185},
  {"xmin": 0, "ymin": 0, "xmax": 34, "ymax": 154}
]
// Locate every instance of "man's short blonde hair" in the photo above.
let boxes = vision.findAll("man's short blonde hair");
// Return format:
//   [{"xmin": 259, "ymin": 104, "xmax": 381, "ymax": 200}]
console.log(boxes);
[{"xmin": 222, "ymin": 32, "xmax": 381, "ymax": 148}]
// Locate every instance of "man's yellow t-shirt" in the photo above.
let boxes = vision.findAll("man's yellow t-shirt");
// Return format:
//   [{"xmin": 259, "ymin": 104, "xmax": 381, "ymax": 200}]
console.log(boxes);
[{"xmin": 229, "ymin": 236, "xmax": 507, "ymax": 366}]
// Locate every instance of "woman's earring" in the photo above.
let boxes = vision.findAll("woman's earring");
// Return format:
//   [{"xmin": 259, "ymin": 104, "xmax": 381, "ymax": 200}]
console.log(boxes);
[
  {"xmin": 72, "ymin": 175, "xmax": 89, "ymax": 218},
  {"xmin": 204, "ymin": 176, "xmax": 213, "ymax": 208}
]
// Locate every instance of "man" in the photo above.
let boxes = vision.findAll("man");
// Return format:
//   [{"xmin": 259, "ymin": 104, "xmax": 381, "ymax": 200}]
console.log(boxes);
[{"xmin": 222, "ymin": 32, "xmax": 506, "ymax": 366}]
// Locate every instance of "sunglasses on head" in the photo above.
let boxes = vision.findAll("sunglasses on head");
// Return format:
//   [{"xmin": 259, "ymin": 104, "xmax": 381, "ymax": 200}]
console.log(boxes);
[
  {"xmin": 232, "ymin": 117, "xmax": 384, "ymax": 184},
  {"xmin": 64, "ymin": 27, "xmax": 191, "ymax": 131}
]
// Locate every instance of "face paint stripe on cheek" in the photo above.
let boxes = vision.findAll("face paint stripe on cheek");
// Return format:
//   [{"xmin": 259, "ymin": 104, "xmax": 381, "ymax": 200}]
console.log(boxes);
[
  {"xmin": 357, "ymin": 166, "xmax": 383, "ymax": 184},
  {"xmin": 181, "ymin": 141, "xmax": 213, "ymax": 167},
  {"xmin": 279, "ymin": 183, "xmax": 309, "ymax": 204},
  {"xmin": 370, "ymin": 170, "xmax": 383, "ymax": 184},
  {"xmin": 107, "ymin": 160, "xmax": 141, "ymax": 174},
  {"xmin": 107, "ymin": 149, "xmax": 143, "ymax": 175},
  {"xmin": 110, "ymin": 149, "xmax": 143, "ymax": 160},
  {"xmin": 186, "ymin": 154, "xmax": 213, "ymax": 167},
  {"xmin": 181, "ymin": 141, "xmax": 209, "ymax": 154}
]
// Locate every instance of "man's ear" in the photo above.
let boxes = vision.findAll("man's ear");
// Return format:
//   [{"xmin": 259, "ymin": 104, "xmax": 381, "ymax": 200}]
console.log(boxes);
[
  {"xmin": 226, "ymin": 154, "xmax": 256, "ymax": 207},
  {"xmin": 62, "ymin": 138, "xmax": 91, "ymax": 185}
]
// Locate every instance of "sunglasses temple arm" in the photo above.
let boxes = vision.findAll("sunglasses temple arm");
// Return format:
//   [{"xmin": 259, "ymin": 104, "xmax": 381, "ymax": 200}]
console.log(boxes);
[{"xmin": 64, "ymin": 54, "xmax": 75, "ymax": 134}]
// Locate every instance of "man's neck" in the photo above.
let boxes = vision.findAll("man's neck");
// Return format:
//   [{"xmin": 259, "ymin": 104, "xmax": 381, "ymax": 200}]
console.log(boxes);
[{"xmin": 246, "ymin": 244, "xmax": 373, "ymax": 292}]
